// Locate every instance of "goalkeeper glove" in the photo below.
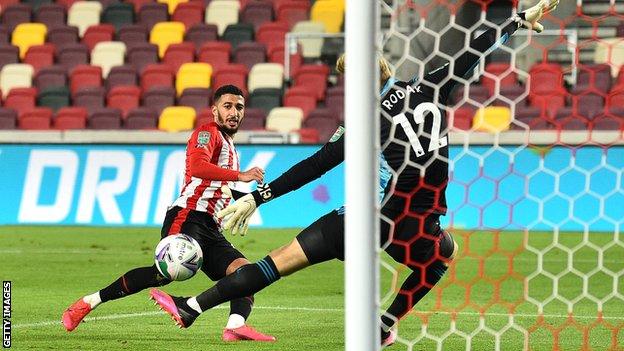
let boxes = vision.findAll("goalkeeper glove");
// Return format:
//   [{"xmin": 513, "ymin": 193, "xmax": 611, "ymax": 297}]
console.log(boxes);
[
  {"xmin": 517, "ymin": 0, "xmax": 559, "ymax": 33},
  {"xmin": 218, "ymin": 185, "xmax": 257, "ymax": 236}
]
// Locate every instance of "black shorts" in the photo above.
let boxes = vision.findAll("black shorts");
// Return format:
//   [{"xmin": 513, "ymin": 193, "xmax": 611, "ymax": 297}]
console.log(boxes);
[
  {"xmin": 161, "ymin": 206, "xmax": 246, "ymax": 281},
  {"xmin": 296, "ymin": 208, "xmax": 447, "ymax": 267}
]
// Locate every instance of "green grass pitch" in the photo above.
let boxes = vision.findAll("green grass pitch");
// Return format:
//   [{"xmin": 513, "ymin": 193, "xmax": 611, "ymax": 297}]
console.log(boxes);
[{"xmin": 1, "ymin": 226, "xmax": 622, "ymax": 350}]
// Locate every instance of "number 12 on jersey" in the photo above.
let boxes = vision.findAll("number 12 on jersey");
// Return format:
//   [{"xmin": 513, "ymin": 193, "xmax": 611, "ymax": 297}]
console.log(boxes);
[{"xmin": 391, "ymin": 102, "xmax": 448, "ymax": 157}]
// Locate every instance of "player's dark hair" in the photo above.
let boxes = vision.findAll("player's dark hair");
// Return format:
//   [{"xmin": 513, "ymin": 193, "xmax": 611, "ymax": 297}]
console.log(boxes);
[{"xmin": 213, "ymin": 85, "xmax": 244, "ymax": 102}]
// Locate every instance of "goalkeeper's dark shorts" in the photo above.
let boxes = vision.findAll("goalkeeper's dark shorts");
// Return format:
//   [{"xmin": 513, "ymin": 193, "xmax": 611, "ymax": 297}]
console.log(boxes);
[
  {"xmin": 296, "ymin": 208, "xmax": 454, "ymax": 266},
  {"xmin": 161, "ymin": 206, "xmax": 246, "ymax": 281}
]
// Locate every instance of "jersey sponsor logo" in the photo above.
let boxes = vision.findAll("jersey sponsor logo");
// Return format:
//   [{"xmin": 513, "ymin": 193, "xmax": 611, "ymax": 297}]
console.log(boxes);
[
  {"xmin": 329, "ymin": 126, "xmax": 345, "ymax": 143},
  {"xmin": 197, "ymin": 131, "xmax": 211, "ymax": 146}
]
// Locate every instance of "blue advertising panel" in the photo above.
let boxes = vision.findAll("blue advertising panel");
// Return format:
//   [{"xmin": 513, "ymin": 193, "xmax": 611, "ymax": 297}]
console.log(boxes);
[{"xmin": 0, "ymin": 144, "xmax": 622, "ymax": 231}]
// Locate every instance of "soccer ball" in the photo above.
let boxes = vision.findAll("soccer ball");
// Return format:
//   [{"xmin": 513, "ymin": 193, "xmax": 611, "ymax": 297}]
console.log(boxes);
[{"xmin": 154, "ymin": 234, "xmax": 203, "ymax": 281}]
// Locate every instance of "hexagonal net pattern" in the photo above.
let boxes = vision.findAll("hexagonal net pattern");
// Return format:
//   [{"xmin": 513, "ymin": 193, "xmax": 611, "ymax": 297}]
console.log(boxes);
[{"xmin": 375, "ymin": 0, "xmax": 623, "ymax": 350}]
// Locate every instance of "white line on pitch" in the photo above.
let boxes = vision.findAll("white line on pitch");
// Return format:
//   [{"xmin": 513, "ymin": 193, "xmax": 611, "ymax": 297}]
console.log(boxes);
[{"xmin": 14, "ymin": 306, "xmax": 623, "ymax": 329}]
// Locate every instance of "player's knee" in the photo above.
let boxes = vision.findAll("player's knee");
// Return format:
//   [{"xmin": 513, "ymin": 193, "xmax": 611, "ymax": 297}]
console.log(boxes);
[{"xmin": 269, "ymin": 240, "xmax": 309, "ymax": 277}]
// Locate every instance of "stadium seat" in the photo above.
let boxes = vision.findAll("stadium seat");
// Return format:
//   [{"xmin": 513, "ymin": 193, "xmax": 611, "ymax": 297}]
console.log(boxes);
[
  {"xmin": 178, "ymin": 87, "xmax": 211, "ymax": 112},
  {"xmin": 292, "ymin": 64, "xmax": 329, "ymax": 100},
  {"xmin": 4, "ymin": 87, "xmax": 36, "ymax": 115},
  {"xmin": 592, "ymin": 109, "xmax": 624, "ymax": 130},
  {"xmin": 256, "ymin": 22, "xmax": 288, "ymax": 53},
  {"xmin": 34, "ymin": 3, "xmax": 66, "ymax": 28},
  {"xmin": 212, "ymin": 64, "xmax": 248, "ymax": 95},
  {"xmin": 124, "ymin": 107, "xmax": 158, "ymax": 129},
  {"xmin": 616, "ymin": 66, "xmax": 624, "ymax": 88},
  {"xmin": 34, "ymin": 65, "xmax": 67, "ymax": 91},
  {"xmin": 126, "ymin": 0, "xmax": 153, "ymax": 13},
  {"xmin": 70, "ymin": 65, "xmax": 102, "ymax": 94},
  {"xmin": 194, "ymin": 107, "xmax": 213, "ymax": 127},
  {"xmin": 18, "ymin": 107, "xmax": 53, "ymax": 129},
  {"xmin": 0, "ymin": 64, "xmax": 33, "ymax": 98},
  {"xmin": 141, "ymin": 64, "xmax": 174, "ymax": 90},
  {"xmin": 239, "ymin": 107, "xmax": 266, "ymax": 130},
  {"xmin": 150, "ymin": 21, "xmax": 185, "ymax": 57},
  {"xmin": 571, "ymin": 92, "xmax": 604, "ymax": 118},
  {"xmin": 249, "ymin": 87, "xmax": 281, "ymax": 113},
  {"xmin": 292, "ymin": 21, "xmax": 325, "ymax": 59},
  {"xmin": 222, "ymin": 23, "xmax": 254, "ymax": 49},
  {"xmin": 142, "ymin": 86, "xmax": 175, "ymax": 114},
  {"xmin": 106, "ymin": 65, "xmax": 137, "ymax": 90},
  {"xmin": 553, "ymin": 107, "xmax": 588, "ymax": 130},
  {"xmin": 68, "ymin": 1, "xmax": 102, "ymax": 36},
  {"xmin": 22, "ymin": 0, "xmax": 52, "ymax": 11},
  {"xmin": 158, "ymin": 105, "xmax": 195, "ymax": 131},
  {"xmin": 310, "ymin": 0, "xmax": 343, "ymax": 34},
  {"xmin": 102, "ymin": 2, "xmax": 134, "ymax": 31},
  {"xmin": 1, "ymin": 0, "xmax": 22, "ymax": 7},
  {"xmin": 56, "ymin": 0, "xmax": 79, "ymax": 9},
  {"xmin": 91, "ymin": 41, "xmax": 126, "ymax": 78},
  {"xmin": 319, "ymin": 37, "xmax": 342, "ymax": 66},
  {"xmin": 57, "ymin": 43, "xmax": 89, "ymax": 72},
  {"xmin": 0, "ymin": 108, "xmax": 17, "ymax": 129},
  {"xmin": 12, "ymin": 23, "xmax": 46, "ymax": 59},
  {"xmin": 265, "ymin": 107, "xmax": 303, "ymax": 132},
  {"xmin": 284, "ymin": 87, "xmax": 316, "ymax": 119},
  {"xmin": 472, "ymin": 106, "xmax": 512, "ymax": 132},
  {"xmin": 184, "ymin": 23, "xmax": 218, "ymax": 48},
  {"xmin": 481, "ymin": 62, "xmax": 518, "ymax": 95},
  {"xmin": 82, "ymin": 24, "xmax": 115, "ymax": 51},
  {"xmin": 0, "ymin": 26, "xmax": 9, "ymax": 44},
  {"xmin": 492, "ymin": 84, "xmax": 528, "ymax": 107},
  {"xmin": 450, "ymin": 107, "xmax": 474, "ymax": 130},
  {"xmin": 607, "ymin": 87, "xmax": 624, "ymax": 110},
  {"xmin": 88, "ymin": 107, "xmax": 122, "ymax": 129},
  {"xmin": 297, "ymin": 128, "xmax": 320, "ymax": 143},
  {"xmin": 137, "ymin": 3, "xmax": 169, "ymax": 32},
  {"xmin": 46, "ymin": 25, "xmax": 79, "ymax": 48},
  {"xmin": 37, "ymin": 86, "xmax": 70, "ymax": 111},
  {"xmin": 118, "ymin": 24, "xmax": 148, "ymax": 48},
  {"xmin": 172, "ymin": 1, "xmax": 203, "ymax": 29},
  {"xmin": 23, "ymin": 44, "xmax": 55, "ymax": 74},
  {"xmin": 127, "ymin": 43, "xmax": 159, "ymax": 73},
  {"xmin": 529, "ymin": 90, "xmax": 566, "ymax": 117},
  {"xmin": 248, "ymin": 63, "xmax": 283, "ymax": 93},
  {"xmin": 158, "ymin": 0, "xmax": 186, "ymax": 15},
  {"xmin": 574, "ymin": 63, "xmax": 612, "ymax": 93},
  {"xmin": 512, "ymin": 105, "xmax": 550, "ymax": 130},
  {"xmin": 594, "ymin": 38, "xmax": 624, "ymax": 77},
  {"xmin": 162, "ymin": 42, "xmax": 195, "ymax": 73},
  {"xmin": 302, "ymin": 108, "xmax": 339, "ymax": 142},
  {"xmin": 1, "ymin": 4, "xmax": 32, "ymax": 33},
  {"xmin": 176, "ymin": 62, "xmax": 212, "ymax": 95},
  {"xmin": 233, "ymin": 42, "xmax": 266, "ymax": 70},
  {"xmin": 325, "ymin": 86, "xmax": 344, "ymax": 117},
  {"xmin": 197, "ymin": 41, "xmax": 231, "ymax": 72},
  {"xmin": 73, "ymin": 86, "xmax": 105, "ymax": 112},
  {"xmin": 240, "ymin": 1, "xmax": 273, "ymax": 30},
  {"xmin": 276, "ymin": 1, "xmax": 310, "ymax": 29},
  {"xmin": 107, "ymin": 85, "xmax": 141, "ymax": 117},
  {"xmin": 205, "ymin": 0, "xmax": 240, "ymax": 35},
  {"xmin": 53, "ymin": 106, "xmax": 87, "ymax": 129},
  {"xmin": 0, "ymin": 44, "xmax": 19, "ymax": 70}
]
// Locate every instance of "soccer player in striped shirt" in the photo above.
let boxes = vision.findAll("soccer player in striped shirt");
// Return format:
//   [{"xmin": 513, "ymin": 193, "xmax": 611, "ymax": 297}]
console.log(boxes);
[{"xmin": 62, "ymin": 85, "xmax": 276, "ymax": 342}]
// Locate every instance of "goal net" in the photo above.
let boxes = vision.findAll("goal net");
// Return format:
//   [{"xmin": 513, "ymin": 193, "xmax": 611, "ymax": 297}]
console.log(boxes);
[{"xmin": 373, "ymin": 0, "xmax": 624, "ymax": 349}]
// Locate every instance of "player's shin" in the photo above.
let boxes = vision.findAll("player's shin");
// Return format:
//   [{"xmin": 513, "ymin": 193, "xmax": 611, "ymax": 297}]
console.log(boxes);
[{"xmin": 99, "ymin": 265, "xmax": 171, "ymax": 303}]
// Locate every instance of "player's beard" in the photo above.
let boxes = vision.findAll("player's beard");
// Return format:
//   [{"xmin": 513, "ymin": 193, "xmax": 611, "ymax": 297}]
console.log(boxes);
[{"xmin": 216, "ymin": 111, "xmax": 242, "ymax": 136}]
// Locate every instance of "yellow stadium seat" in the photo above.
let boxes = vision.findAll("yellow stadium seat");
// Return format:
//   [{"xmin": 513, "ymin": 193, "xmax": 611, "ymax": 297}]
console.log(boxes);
[
  {"xmin": 266, "ymin": 107, "xmax": 303, "ymax": 132},
  {"xmin": 472, "ymin": 106, "xmax": 512, "ymax": 132},
  {"xmin": 12, "ymin": 23, "xmax": 47, "ymax": 59},
  {"xmin": 594, "ymin": 38, "xmax": 624, "ymax": 77},
  {"xmin": 158, "ymin": 0, "xmax": 188, "ymax": 14},
  {"xmin": 310, "ymin": 0, "xmax": 344, "ymax": 33},
  {"xmin": 176, "ymin": 62, "xmax": 212, "ymax": 96},
  {"xmin": 0, "ymin": 64, "xmax": 34, "ymax": 98},
  {"xmin": 150, "ymin": 22, "xmax": 186, "ymax": 57},
  {"xmin": 159, "ymin": 106, "xmax": 196, "ymax": 132},
  {"xmin": 68, "ymin": 1, "xmax": 102, "ymax": 36}
]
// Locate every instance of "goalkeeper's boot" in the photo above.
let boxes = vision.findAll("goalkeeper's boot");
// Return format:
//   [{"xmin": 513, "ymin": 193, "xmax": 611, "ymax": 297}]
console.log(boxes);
[
  {"xmin": 149, "ymin": 289, "xmax": 198, "ymax": 328},
  {"xmin": 61, "ymin": 298, "xmax": 92, "ymax": 331},
  {"xmin": 381, "ymin": 329, "xmax": 397, "ymax": 347},
  {"xmin": 222, "ymin": 325, "xmax": 277, "ymax": 342}
]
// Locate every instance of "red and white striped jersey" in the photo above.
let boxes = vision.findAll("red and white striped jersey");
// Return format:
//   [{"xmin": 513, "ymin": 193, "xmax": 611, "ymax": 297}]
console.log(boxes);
[{"xmin": 172, "ymin": 122, "xmax": 240, "ymax": 227}]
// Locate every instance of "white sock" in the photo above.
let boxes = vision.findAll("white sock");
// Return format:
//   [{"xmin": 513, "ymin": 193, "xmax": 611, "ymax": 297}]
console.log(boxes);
[
  {"xmin": 186, "ymin": 297, "xmax": 203, "ymax": 314},
  {"xmin": 225, "ymin": 314, "xmax": 245, "ymax": 329},
  {"xmin": 83, "ymin": 292, "xmax": 101, "ymax": 309}
]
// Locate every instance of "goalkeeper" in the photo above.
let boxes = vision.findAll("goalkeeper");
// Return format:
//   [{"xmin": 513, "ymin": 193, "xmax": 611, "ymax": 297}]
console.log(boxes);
[{"xmin": 150, "ymin": 0, "xmax": 558, "ymax": 346}]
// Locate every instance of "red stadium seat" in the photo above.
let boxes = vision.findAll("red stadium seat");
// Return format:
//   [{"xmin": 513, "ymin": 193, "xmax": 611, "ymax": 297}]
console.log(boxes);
[
  {"xmin": 194, "ymin": 107, "xmax": 213, "ymax": 127},
  {"xmin": 118, "ymin": 24, "xmax": 148, "ymax": 48},
  {"xmin": 197, "ymin": 41, "xmax": 231, "ymax": 72},
  {"xmin": 240, "ymin": 1, "xmax": 273, "ymax": 30},
  {"xmin": 529, "ymin": 62, "xmax": 566, "ymax": 95},
  {"xmin": 0, "ymin": 44, "xmax": 19, "ymax": 70},
  {"xmin": 450, "ymin": 107, "xmax": 474, "ymax": 130},
  {"xmin": 127, "ymin": 43, "xmax": 159, "ymax": 73},
  {"xmin": 70, "ymin": 65, "xmax": 102, "ymax": 94},
  {"xmin": 82, "ymin": 24, "xmax": 115, "ymax": 51},
  {"xmin": 238, "ymin": 107, "xmax": 266, "ymax": 130},
  {"xmin": 140, "ymin": 64, "xmax": 174, "ymax": 90},
  {"xmin": 615, "ymin": 66, "xmax": 624, "ymax": 89},
  {"xmin": 57, "ymin": 43, "xmax": 90, "ymax": 72},
  {"xmin": 106, "ymin": 65, "xmax": 137, "ymax": 90},
  {"xmin": 73, "ymin": 86, "xmax": 105, "ymax": 113},
  {"xmin": 172, "ymin": 1, "xmax": 204, "ymax": 29},
  {"xmin": 107, "ymin": 85, "xmax": 141, "ymax": 117},
  {"xmin": 574, "ymin": 63, "xmax": 612, "ymax": 93},
  {"xmin": 124, "ymin": 107, "xmax": 158, "ymax": 129},
  {"xmin": 184, "ymin": 23, "xmax": 219, "ymax": 48},
  {"xmin": 0, "ymin": 107, "xmax": 17, "ymax": 129},
  {"xmin": 296, "ymin": 128, "xmax": 320, "ymax": 143},
  {"xmin": 233, "ymin": 42, "xmax": 266, "ymax": 70},
  {"xmin": 46, "ymin": 26, "xmax": 79, "ymax": 49},
  {"xmin": 256, "ymin": 22, "xmax": 289, "ymax": 53},
  {"xmin": 571, "ymin": 91, "xmax": 604, "ymax": 118},
  {"xmin": 178, "ymin": 87, "xmax": 211, "ymax": 113},
  {"xmin": 607, "ymin": 87, "xmax": 624, "ymax": 110},
  {"xmin": 212, "ymin": 64, "xmax": 248, "ymax": 96},
  {"xmin": 53, "ymin": 106, "xmax": 87, "ymax": 129},
  {"xmin": 0, "ymin": 26, "xmax": 9, "ymax": 44},
  {"xmin": 34, "ymin": 65, "xmax": 67, "ymax": 91},
  {"xmin": 481, "ymin": 62, "xmax": 518, "ymax": 95},
  {"xmin": 24, "ymin": 44, "xmax": 55, "ymax": 74},
  {"xmin": 35, "ymin": 4, "xmax": 67, "ymax": 29},
  {"xmin": 284, "ymin": 86, "xmax": 316, "ymax": 118},
  {"xmin": 138, "ymin": 3, "xmax": 169, "ymax": 31},
  {"xmin": 18, "ymin": 107, "xmax": 53, "ymax": 130},
  {"xmin": 141, "ymin": 86, "xmax": 175, "ymax": 115},
  {"xmin": 325, "ymin": 86, "xmax": 344, "ymax": 118},
  {"xmin": 4, "ymin": 87, "xmax": 36, "ymax": 115},
  {"xmin": 162, "ymin": 42, "xmax": 195, "ymax": 73},
  {"xmin": 529, "ymin": 91, "xmax": 566, "ymax": 118},
  {"xmin": 126, "ymin": 0, "xmax": 153, "ymax": 13},
  {"xmin": 88, "ymin": 107, "xmax": 122, "ymax": 129},
  {"xmin": 276, "ymin": 1, "xmax": 309, "ymax": 29},
  {"xmin": 269, "ymin": 44, "xmax": 302, "ymax": 78},
  {"xmin": 302, "ymin": 108, "xmax": 338, "ymax": 142},
  {"xmin": 1, "ymin": 4, "xmax": 31, "ymax": 32},
  {"xmin": 292, "ymin": 64, "xmax": 329, "ymax": 101}
]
